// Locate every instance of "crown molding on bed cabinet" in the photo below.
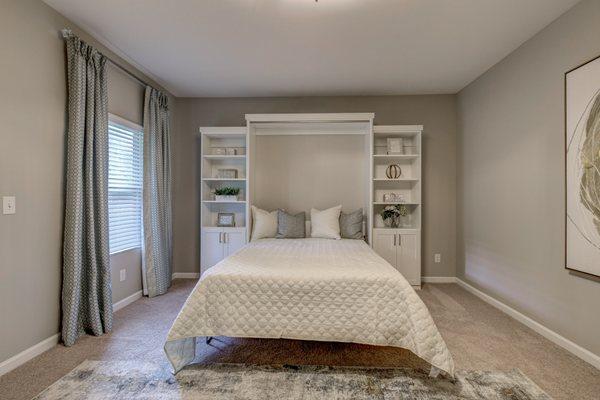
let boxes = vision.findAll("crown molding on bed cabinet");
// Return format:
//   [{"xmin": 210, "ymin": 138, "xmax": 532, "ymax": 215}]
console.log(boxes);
[
  {"xmin": 246, "ymin": 114, "xmax": 374, "ymax": 137},
  {"xmin": 245, "ymin": 113, "xmax": 375, "ymax": 123}
]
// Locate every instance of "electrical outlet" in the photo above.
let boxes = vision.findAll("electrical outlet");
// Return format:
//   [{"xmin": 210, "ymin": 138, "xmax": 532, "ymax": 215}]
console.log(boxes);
[
  {"xmin": 434, "ymin": 253, "xmax": 441, "ymax": 263},
  {"xmin": 119, "ymin": 269, "xmax": 126, "ymax": 282},
  {"xmin": 3, "ymin": 196, "xmax": 16, "ymax": 215}
]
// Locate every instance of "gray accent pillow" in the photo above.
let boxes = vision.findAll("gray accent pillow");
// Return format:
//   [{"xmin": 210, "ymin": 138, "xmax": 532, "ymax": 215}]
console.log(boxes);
[
  {"xmin": 276, "ymin": 210, "xmax": 306, "ymax": 238},
  {"xmin": 340, "ymin": 208, "xmax": 363, "ymax": 239}
]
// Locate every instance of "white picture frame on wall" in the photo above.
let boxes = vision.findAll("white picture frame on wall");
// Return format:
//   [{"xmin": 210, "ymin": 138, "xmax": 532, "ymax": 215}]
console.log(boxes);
[{"xmin": 565, "ymin": 53, "xmax": 600, "ymax": 278}]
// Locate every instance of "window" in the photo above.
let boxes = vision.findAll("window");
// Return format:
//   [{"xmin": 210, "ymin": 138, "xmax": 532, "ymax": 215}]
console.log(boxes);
[{"xmin": 108, "ymin": 115, "xmax": 143, "ymax": 254}]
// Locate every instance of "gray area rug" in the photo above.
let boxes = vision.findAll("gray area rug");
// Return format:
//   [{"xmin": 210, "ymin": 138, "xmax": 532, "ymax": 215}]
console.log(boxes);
[{"xmin": 33, "ymin": 360, "xmax": 551, "ymax": 399}]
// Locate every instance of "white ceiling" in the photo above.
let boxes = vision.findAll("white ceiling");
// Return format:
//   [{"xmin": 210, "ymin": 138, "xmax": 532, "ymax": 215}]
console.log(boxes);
[{"xmin": 44, "ymin": 0, "xmax": 579, "ymax": 97}]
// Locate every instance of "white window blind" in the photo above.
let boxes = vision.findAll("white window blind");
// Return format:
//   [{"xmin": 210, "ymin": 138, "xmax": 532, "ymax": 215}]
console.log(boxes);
[{"xmin": 108, "ymin": 117, "xmax": 143, "ymax": 254}]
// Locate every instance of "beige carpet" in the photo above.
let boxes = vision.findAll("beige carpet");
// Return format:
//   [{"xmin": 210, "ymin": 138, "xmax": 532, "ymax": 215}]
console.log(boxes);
[{"xmin": 0, "ymin": 279, "xmax": 598, "ymax": 399}]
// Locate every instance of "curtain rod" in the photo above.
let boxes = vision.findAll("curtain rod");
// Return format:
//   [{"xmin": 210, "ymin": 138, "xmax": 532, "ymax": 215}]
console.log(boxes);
[{"xmin": 61, "ymin": 28, "xmax": 149, "ymax": 89}]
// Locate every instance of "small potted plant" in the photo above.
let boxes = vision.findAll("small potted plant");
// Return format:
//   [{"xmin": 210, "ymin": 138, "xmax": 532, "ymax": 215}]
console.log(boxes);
[
  {"xmin": 214, "ymin": 187, "xmax": 240, "ymax": 202},
  {"xmin": 381, "ymin": 205, "xmax": 400, "ymax": 228},
  {"xmin": 381, "ymin": 204, "xmax": 410, "ymax": 228}
]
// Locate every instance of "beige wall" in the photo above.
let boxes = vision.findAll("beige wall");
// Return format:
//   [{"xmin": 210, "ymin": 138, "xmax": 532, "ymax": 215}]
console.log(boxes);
[
  {"xmin": 0, "ymin": 0, "xmax": 175, "ymax": 364},
  {"xmin": 110, "ymin": 249, "xmax": 143, "ymax": 304},
  {"xmin": 106, "ymin": 64, "xmax": 146, "ymax": 305},
  {"xmin": 457, "ymin": 0, "xmax": 600, "ymax": 356},
  {"xmin": 174, "ymin": 95, "xmax": 458, "ymax": 278},
  {"xmin": 253, "ymin": 135, "xmax": 367, "ymax": 215},
  {"xmin": 107, "ymin": 64, "xmax": 145, "ymax": 126}
]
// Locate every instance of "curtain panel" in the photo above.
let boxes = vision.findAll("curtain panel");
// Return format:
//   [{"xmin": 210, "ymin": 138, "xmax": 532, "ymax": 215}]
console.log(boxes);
[
  {"xmin": 61, "ymin": 33, "xmax": 112, "ymax": 346},
  {"xmin": 142, "ymin": 86, "xmax": 173, "ymax": 297}
]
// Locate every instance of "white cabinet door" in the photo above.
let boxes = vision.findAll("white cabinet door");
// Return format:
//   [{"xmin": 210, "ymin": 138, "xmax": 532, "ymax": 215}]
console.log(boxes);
[
  {"xmin": 224, "ymin": 229, "xmax": 246, "ymax": 257},
  {"xmin": 397, "ymin": 233, "xmax": 420, "ymax": 286},
  {"xmin": 201, "ymin": 230, "xmax": 224, "ymax": 272},
  {"xmin": 373, "ymin": 230, "xmax": 397, "ymax": 267}
]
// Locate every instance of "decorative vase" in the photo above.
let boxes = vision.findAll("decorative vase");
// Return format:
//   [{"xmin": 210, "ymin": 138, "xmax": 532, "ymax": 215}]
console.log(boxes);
[
  {"xmin": 384, "ymin": 217, "xmax": 399, "ymax": 228},
  {"xmin": 385, "ymin": 164, "xmax": 402, "ymax": 179},
  {"xmin": 215, "ymin": 195, "xmax": 237, "ymax": 202},
  {"xmin": 398, "ymin": 214, "xmax": 410, "ymax": 228}
]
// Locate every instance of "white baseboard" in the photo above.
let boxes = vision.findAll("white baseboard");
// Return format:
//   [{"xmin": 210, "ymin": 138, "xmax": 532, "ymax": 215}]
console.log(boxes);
[
  {"xmin": 0, "ymin": 289, "xmax": 145, "ymax": 376},
  {"xmin": 0, "ymin": 333, "xmax": 60, "ymax": 376},
  {"xmin": 456, "ymin": 278, "xmax": 600, "ymax": 370},
  {"xmin": 172, "ymin": 272, "xmax": 200, "ymax": 279},
  {"xmin": 422, "ymin": 276, "xmax": 458, "ymax": 283},
  {"xmin": 113, "ymin": 290, "xmax": 143, "ymax": 312}
]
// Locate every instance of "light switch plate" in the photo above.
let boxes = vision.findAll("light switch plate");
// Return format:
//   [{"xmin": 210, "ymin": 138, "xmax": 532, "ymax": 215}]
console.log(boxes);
[
  {"xmin": 119, "ymin": 269, "xmax": 126, "ymax": 282},
  {"xmin": 3, "ymin": 196, "xmax": 16, "ymax": 215},
  {"xmin": 434, "ymin": 253, "xmax": 441, "ymax": 263}
]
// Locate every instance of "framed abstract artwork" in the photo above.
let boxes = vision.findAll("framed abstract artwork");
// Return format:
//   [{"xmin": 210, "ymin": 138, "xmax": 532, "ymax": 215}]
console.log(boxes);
[{"xmin": 565, "ymin": 54, "xmax": 600, "ymax": 277}]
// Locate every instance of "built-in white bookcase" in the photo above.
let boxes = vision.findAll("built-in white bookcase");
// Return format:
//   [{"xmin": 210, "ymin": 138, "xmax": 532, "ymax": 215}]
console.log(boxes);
[
  {"xmin": 198, "ymin": 119, "xmax": 421, "ymax": 287},
  {"xmin": 199, "ymin": 127, "xmax": 249, "ymax": 274},
  {"xmin": 372, "ymin": 126, "xmax": 422, "ymax": 230},
  {"xmin": 371, "ymin": 125, "xmax": 422, "ymax": 288}
]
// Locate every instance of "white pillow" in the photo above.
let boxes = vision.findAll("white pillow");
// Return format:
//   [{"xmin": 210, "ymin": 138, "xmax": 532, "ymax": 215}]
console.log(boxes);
[
  {"xmin": 251, "ymin": 206, "xmax": 278, "ymax": 241},
  {"xmin": 310, "ymin": 205, "xmax": 342, "ymax": 239}
]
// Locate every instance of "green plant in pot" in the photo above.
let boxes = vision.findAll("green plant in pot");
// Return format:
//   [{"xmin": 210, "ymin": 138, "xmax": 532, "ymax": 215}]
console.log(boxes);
[
  {"xmin": 381, "ymin": 204, "xmax": 410, "ymax": 228},
  {"xmin": 214, "ymin": 187, "xmax": 240, "ymax": 202}
]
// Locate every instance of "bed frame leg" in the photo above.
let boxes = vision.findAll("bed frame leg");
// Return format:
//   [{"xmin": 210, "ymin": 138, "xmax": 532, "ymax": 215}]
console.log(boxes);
[{"xmin": 205, "ymin": 336, "xmax": 213, "ymax": 345}]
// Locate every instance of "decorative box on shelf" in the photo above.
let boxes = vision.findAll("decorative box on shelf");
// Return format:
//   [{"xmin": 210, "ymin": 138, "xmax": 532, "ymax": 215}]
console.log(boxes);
[
  {"xmin": 215, "ymin": 195, "xmax": 238, "ymax": 202},
  {"xmin": 211, "ymin": 147, "xmax": 245, "ymax": 156},
  {"xmin": 216, "ymin": 169, "xmax": 238, "ymax": 179}
]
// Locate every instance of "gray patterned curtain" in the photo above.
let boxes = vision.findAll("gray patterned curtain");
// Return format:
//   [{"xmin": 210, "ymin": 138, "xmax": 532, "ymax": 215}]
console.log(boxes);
[
  {"xmin": 142, "ymin": 87, "xmax": 172, "ymax": 297},
  {"xmin": 61, "ymin": 33, "xmax": 112, "ymax": 346}
]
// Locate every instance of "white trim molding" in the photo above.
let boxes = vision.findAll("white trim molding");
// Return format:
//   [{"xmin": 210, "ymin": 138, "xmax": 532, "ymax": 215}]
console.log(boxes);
[
  {"xmin": 245, "ymin": 113, "xmax": 374, "ymax": 123},
  {"xmin": 0, "ymin": 288, "xmax": 147, "ymax": 376},
  {"xmin": 373, "ymin": 125, "xmax": 423, "ymax": 133},
  {"xmin": 172, "ymin": 272, "xmax": 200, "ymax": 279},
  {"xmin": 109, "ymin": 113, "xmax": 143, "ymax": 132},
  {"xmin": 456, "ymin": 278, "xmax": 600, "ymax": 370},
  {"xmin": 113, "ymin": 290, "xmax": 143, "ymax": 312},
  {"xmin": 422, "ymin": 277, "xmax": 457, "ymax": 283},
  {"xmin": 0, "ymin": 334, "xmax": 60, "ymax": 376}
]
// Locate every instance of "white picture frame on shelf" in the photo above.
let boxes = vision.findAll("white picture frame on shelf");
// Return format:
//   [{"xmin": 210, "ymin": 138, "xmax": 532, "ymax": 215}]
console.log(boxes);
[
  {"xmin": 217, "ymin": 213, "xmax": 235, "ymax": 227},
  {"xmin": 216, "ymin": 169, "xmax": 238, "ymax": 179},
  {"xmin": 387, "ymin": 138, "xmax": 404, "ymax": 155},
  {"xmin": 383, "ymin": 193, "xmax": 404, "ymax": 203}
]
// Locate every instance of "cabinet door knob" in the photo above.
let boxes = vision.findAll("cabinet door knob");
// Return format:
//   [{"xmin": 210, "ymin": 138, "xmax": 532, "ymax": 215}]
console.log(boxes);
[
  {"xmin": 394, "ymin": 234, "xmax": 396, "ymax": 246},
  {"xmin": 219, "ymin": 232, "xmax": 223, "ymax": 243},
  {"xmin": 223, "ymin": 233, "xmax": 227, "ymax": 243}
]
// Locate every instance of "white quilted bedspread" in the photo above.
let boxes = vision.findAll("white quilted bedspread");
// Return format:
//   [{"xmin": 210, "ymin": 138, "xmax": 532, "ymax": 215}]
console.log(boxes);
[{"xmin": 164, "ymin": 239, "xmax": 455, "ymax": 377}]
